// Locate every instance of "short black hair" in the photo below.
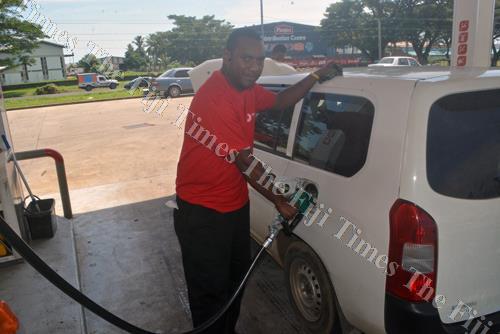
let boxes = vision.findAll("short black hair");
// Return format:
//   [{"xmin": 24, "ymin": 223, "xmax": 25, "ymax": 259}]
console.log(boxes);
[
  {"xmin": 226, "ymin": 28, "xmax": 262, "ymax": 51},
  {"xmin": 272, "ymin": 44, "xmax": 287, "ymax": 54}
]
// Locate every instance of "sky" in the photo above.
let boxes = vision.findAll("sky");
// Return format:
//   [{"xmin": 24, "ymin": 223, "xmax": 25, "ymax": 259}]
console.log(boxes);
[{"xmin": 26, "ymin": 0, "xmax": 338, "ymax": 62}]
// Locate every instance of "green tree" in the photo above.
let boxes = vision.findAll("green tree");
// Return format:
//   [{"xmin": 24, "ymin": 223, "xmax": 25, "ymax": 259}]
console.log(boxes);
[
  {"xmin": 146, "ymin": 32, "xmax": 170, "ymax": 71},
  {"xmin": 321, "ymin": 0, "xmax": 453, "ymax": 64},
  {"xmin": 397, "ymin": 0, "xmax": 452, "ymax": 65},
  {"xmin": 77, "ymin": 53, "xmax": 100, "ymax": 72},
  {"xmin": 123, "ymin": 43, "xmax": 147, "ymax": 71},
  {"xmin": 165, "ymin": 15, "xmax": 233, "ymax": 64},
  {"xmin": 133, "ymin": 35, "xmax": 147, "ymax": 58},
  {"xmin": 321, "ymin": 0, "xmax": 399, "ymax": 61},
  {"xmin": 0, "ymin": 0, "xmax": 46, "ymax": 67}
]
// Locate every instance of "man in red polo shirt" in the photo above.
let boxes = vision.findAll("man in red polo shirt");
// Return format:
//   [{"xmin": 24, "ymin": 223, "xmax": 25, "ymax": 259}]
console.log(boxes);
[{"xmin": 174, "ymin": 28, "xmax": 341, "ymax": 333}]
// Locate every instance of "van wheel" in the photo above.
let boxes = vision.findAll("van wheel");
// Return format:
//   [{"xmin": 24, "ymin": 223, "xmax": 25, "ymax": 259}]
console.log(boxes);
[
  {"xmin": 285, "ymin": 241, "xmax": 340, "ymax": 334},
  {"xmin": 109, "ymin": 83, "xmax": 117, "ymax": 89},
  {"xmin": 168, "ymin": 86, "xmax": 181, "ymax": 98},
  {"xmin": 85, "ymin": 85, "xmax": 92, "ymax": 91}
]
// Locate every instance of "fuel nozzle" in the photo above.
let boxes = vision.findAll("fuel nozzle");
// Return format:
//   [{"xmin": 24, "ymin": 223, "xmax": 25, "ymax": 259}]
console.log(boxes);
[{"xmin": 280, "ymin": 187, "xmax": 316, "ymax": 236}]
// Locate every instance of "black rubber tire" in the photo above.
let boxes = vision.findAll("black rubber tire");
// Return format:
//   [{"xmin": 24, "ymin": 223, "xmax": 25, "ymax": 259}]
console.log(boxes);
[
  {"xmin": 85, "ymin": 85, "xmax": 92, "ymax": 91},
  {"xmin": 168, "ymin": 85, "xmax": 181, "ymax": 98},
  {"xmin": 284, "ymin": 241, "xmax": 340, "ymax": 334},
  {"xmin": 109, "ymin": 83, "xmax": 117, "ymax": 89}
]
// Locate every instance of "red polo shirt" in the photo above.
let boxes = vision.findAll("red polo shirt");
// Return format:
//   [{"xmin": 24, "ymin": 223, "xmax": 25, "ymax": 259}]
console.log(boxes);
[{"xmin": 176, "ymin": 71, "xmax": 277, "ymax": 213}]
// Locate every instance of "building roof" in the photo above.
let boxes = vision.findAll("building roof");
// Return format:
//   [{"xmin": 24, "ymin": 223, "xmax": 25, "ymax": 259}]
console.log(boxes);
[
  {"xmin": 98, "ymin": 56, "xmax": 125, "ymax": 60},
  {"xmin": 0, "ymin": 40, "xmax": 65, "ymax": 54},
  {"xmin": 250, "ymin": 21, "xmax": 319, "ymax": 29},
  {"xmin": 40, "ymin": 40, "xmax": 66, "ymax": 48}
]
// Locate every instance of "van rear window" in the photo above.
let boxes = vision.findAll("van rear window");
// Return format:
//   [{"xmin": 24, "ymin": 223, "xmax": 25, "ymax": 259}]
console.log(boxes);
[{"xmin": 427, "ymin": 89, "xmax": 500, "ymax": 199}]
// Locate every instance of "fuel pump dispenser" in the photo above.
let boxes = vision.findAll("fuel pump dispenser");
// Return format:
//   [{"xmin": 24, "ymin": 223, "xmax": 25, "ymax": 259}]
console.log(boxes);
[{"xmin": 0, "ymin": 83, "xmax": 29, "ymax": 265}]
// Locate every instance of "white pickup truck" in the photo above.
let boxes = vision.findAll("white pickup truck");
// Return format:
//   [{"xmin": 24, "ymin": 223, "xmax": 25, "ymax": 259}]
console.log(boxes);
[
  {"xmin": 250, "ymin": 67, "xmax": 500, "ymax": 334},
  {"xmin": 77, "ymin": 73, "xmax": 119, "ymax": 91}
]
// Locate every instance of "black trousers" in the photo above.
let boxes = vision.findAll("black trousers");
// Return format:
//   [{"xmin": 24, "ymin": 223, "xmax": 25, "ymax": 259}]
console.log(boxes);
[{"xmin": 173, "ymin": 196, "xmax": 251, "ymax": 334}]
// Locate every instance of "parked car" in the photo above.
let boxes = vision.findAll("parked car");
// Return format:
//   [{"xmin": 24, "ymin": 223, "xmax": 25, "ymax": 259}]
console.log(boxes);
[
  {"xmin": 77, "ymin": 73, "xmax": 119, "ymax": 91},
  {"xmin": 124, "ymin": 76, "xmax": 152, "ymax": 90},
  {"xmin": 149, "ymin": 68, "xmax": 194, "ymax": 98},
  {"xmin": 368, "ymin": 56, "xmax": 421, "ymax": 67},
  {"xmin": 249, "ymin": 67, "xmax": 500, "ymax": 334}
]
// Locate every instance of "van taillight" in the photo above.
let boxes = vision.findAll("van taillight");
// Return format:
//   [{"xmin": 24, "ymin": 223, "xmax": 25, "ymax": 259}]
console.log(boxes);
[{"xmin": 387, "ymin": 199, "xmax": 438, "ymax": 303}]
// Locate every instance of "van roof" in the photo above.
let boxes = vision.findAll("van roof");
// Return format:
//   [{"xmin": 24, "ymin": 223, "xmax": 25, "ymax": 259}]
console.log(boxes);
[{"xmin": 258, "ymin": 67, "xmax": 500, "ymax": 84}]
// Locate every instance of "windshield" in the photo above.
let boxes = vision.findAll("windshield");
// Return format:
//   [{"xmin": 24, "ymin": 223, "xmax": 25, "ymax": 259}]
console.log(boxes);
[{"xmin": 427, "ymin": 89, "xmax": 500, "ymax": 199}]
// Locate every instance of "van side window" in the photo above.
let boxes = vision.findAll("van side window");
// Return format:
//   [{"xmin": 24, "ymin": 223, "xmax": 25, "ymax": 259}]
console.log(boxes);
[
  {"xmin": 254, "ymin": 106, "xmax": 294, "ymax": 155},
  {"xmin": 293, "ymin": 93, "xmax": 374, "ymax": 177}
]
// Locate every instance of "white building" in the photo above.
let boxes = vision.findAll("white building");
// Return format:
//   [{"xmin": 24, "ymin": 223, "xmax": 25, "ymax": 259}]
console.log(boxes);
[
  {"xmin": 97, "ymin": 56, "xmax": 124, "ymax": 71},
  {"xmin": 0, "ymin": 41, "xmax": 66, "ymax": 86}
]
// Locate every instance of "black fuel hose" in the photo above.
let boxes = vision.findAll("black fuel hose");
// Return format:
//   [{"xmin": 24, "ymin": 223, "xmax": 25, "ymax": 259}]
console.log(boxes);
[{"xmin": 0, "ymin": 213, "xmax": 303, "ymax": 334}]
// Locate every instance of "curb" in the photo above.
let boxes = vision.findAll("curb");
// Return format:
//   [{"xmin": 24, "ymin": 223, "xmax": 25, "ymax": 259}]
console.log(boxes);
[{"xmin": 5, "ymin": 95, "xmax": 145, "ymax": 111}]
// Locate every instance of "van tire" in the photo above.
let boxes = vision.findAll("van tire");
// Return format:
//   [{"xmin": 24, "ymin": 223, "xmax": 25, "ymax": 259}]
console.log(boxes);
[
  {"xmin": 85, "ymin": 85, "xmax": 92, "ymax": 91},
  {"xmin": 109, "ymin": 83, "xmax": 117, "ymax": 89},
  {"xmin": 284, "ymin": 241, "xmax": 340, "ymax": 334}
]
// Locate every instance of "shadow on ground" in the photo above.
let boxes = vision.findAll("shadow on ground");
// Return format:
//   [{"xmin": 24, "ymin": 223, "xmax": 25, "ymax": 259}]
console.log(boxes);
[
  {"xmin": 75, "ymin": 195, "xmax": 308, "ymax": 334},
  {"xmin": 1, "ymin": 196, "xmax": 307, "ymax": 334}
]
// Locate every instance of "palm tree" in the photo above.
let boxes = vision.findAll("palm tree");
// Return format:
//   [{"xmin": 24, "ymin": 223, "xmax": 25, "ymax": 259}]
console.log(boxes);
[
  {"xmin": 146, "ymin": 32, "xmax": 170, "ymax": 72},
  {"xmin": 133, "ymin": 36, "xmax": 146, "ymax": 57}
]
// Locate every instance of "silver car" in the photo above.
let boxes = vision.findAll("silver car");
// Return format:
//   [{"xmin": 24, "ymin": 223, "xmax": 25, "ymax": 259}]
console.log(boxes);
[{"xmin": 149, "ymin": 67, "xmax": 194, "ymax": 98}]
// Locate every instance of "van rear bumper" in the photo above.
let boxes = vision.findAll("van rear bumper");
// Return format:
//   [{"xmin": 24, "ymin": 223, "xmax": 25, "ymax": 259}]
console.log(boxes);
[{"xmin": 385, "ymin": 293, "xmax": 500, "ymax": 334}]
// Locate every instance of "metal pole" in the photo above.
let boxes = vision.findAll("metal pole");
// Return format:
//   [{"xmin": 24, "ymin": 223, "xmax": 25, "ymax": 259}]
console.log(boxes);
[
  {"xmin": 14, "ymin": 149, "xmax": 73, "ymax": 219},
  {"xmin": 377, "ymin": 18, "xmax": 382, "ymax": 59},
  {"xmin": 260, "ymin": 0, "xmax": 264, "ymax": 38},
  {"xmin": 1, "ymin": 135, "xmax": 40, "ymax": 212}
]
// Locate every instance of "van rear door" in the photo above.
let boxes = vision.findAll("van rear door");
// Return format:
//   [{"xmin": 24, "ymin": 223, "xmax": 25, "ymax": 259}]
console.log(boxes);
[{"xmin": 406, "ymin": 88, "xmax": 500, "ymax": 326}]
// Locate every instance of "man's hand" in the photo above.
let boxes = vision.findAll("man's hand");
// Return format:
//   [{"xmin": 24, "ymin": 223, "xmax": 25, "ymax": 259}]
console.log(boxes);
[
  {"xmin": 274, "ymin": 62, "xmax": 342, "ymax": 111},
  {"xmin": 313, "ymin": 62, "xmax": 343, "ymax": 83},
  {"xmin": 275, "ymin": 197, "xmax": 297, "ymax": 221}
]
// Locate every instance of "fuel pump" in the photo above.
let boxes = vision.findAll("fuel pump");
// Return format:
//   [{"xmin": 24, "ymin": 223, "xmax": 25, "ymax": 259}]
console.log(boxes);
[{"xmin": 0, "ymin": 82, "xmax": 29, "ymax": 265}]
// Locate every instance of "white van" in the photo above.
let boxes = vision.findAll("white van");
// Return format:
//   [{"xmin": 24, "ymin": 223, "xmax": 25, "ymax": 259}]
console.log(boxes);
[{"xmin": 250, "ymin": 68, "xmax": 500, "ymax": 334}]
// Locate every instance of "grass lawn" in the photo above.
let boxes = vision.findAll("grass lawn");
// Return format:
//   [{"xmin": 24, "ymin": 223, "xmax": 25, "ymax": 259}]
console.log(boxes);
[
  {"xmin": 3, "ymin": 81, "xmax": 132, "ymax": 99},
  {"xmin": 5, "ymin": 87, "xmax": 144, "ymax": 110},
  {"xmin": 3, "ymin": 85, "xmax": 81, "ymax": 98}
]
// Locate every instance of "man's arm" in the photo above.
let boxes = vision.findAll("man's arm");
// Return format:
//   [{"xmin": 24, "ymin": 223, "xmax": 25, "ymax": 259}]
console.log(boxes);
[
  {"xmin": 274, "ymin": 62, "xmax": 342, "ymax": 111},
  {"xmin": 235, "ymin": 149, "xmax": 297, "ymax": 220}
]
